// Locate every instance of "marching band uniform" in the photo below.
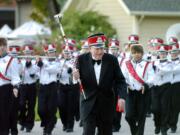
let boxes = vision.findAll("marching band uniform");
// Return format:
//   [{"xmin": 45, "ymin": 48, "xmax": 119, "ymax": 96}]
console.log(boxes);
[
  {"xmin": 167, "ymin": 37, "xmax": 180, "ymax": 133},
  {"xmin": 108, "ymin": 38, "xmax": 123, "ymax": 132},
  {"xmin": 0, "ymin": 38, "xmax": 21, "ymax": 135},
  {"xmin": 123, "ymin": 44, "xmax": 154, "ymax": 135},
  {"xmin": 68, "ymin": 39, "xmax": 81, "ymax": 122},
  {"xmin": 18, "ymin": 45, "xmax": 38, "ymax": 132},
  {"xmin": 151, "ymin": 44, "xmax": 173, "ymax": 135},
  {"xmin": 7, "ymin": 45, "xmax": 22, "ymax": 135},
  {"xmin": 57, "ymin": 45, "xmax": 79, "ymax": 132},
  {"xmin": 37, "ymin": 44, "xmax": 60, "ymax": 135}
]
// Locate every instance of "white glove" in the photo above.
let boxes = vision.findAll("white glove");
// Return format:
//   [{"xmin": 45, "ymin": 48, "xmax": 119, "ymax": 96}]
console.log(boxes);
[
  {"xmin": 117, "ymin": 99, "xmax": 125, "ymax": 112},
  {"xmin": 73, "ymin": 69, "xmax": 80, "ymax": 80},
  {"xmin": 13, "ymin": 88, "xmax": 18, "ymax": 98}
]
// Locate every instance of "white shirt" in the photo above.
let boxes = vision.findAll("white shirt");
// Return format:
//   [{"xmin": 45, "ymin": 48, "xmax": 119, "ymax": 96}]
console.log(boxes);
[
  {"xmin": 94, "ymin": 62, "xmax": 101, "ymax": 85},
  {"xmin": 38, "ymin": 59, "xmax": 60, "ymax": 85},
  {"xmin": 0, "ymin": 55, "xmax": 21, "ymax": 86},
  {"xmin": 123, "ymin": 60, "xmax": 154, "ymax": 91},
  {"xmin": 59, "ymin": 59, "xmax": 76, "ymax": 85},
  {"xmin": 152, "ymin": 60, "xmax": 173, "ymax": 86},
  {"xmin": 171, "ymin": 59, "xmax": 180, "ymax": 84},
  {"xmin": 21, "ymin": 59, "xmax": 39, "ymax": 84}
]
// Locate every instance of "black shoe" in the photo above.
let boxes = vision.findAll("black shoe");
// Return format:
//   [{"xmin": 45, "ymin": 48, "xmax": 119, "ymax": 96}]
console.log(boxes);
[
  {"xmin": 11, "ymin": 132, "xmax": 18, "ymax": 135},
  {"xmin": 171, "ymin": 127, "xmax": 177, "ymax": 133},
  {"xmin": 79, "ymin": 121, "xmax": 83, "ymax": 127},
  {"xmin": 63, "ymin": 125, "xmax": 67, "ymax": 131},
  {"xmin": 26, "ymin": 128, "xmax": 31, "ymax": 133},
  {"xmin": 161, "ymin": 131, "xmax": 167, "ymax": 135},
  {"xmin": 66, "ymin": 128, "xmax": 73, "ymax": 132},
  {"xmin": 146, "ymin": 113, "xmax": 151, "ymax": 117},
  {"xmin": 112, "ymin": 127, "xmax": 120, "ymax": 132},
  {"xmin": 155, "ymin": 127, "xmax": 160, "ymax": 134},
  {"xmin": 43, "ymin": 128, "xmax": 46, "ymax": 135},
  {"xmin": 45, "ymin": 133, "xmax": 52, "ymax": 135},
  {"xmin": 20, "ymin": 126, "xmax": 25, "ymax": 131}
]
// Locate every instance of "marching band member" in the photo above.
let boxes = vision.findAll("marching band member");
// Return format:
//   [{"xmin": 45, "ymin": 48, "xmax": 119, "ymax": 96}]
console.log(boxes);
[
  {"xmin": 123, "ymin": 44, "xmax": 154, "ymax": 135},
  {"xmin": 122, "ymin": 34, "xmax": 140, "ymax": 60},
  {"xmin": 66, "ymin": 38, "xmax": 79, "ymax": 58},
  {"xmin": 18, "ymin": 44, "xmax": 38, "ymax": 132},
  {"xmin": 80, "ymin": 40, "xmax": 90, "ymax": 54},
  {"xmin": 57, "ymin": 45, "xmax": 79, "ymax": 132},
  {"xmin": 7, "ymin": 44, "xmax": 22, "ymax": 135},
  {"xmin": 0, "ymin": 38, "xmax": 21, "ymax": 135},
  {"xmin": 151, "ymin": 43, "xmax": 173, "ymax": 135},
  {"xmin": 108, "ymin": 38, "xmax": 123, "ymax": 132},
  {"xmin": 168, "ymin": 37, "xmax": 180, "ymax": 133},
  {"xmin": 37, "ymin": 44, "xmax": 60, "ymax": 135},
  {"xmin": 65, "ymin": 38, "xmax": 81, "ymax": 122}
]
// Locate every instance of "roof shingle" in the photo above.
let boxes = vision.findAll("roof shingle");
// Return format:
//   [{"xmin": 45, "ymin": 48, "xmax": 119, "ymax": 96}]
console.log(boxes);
[{"xmin": 123, "ymin": 0, "xmax": 180, "ymax": 12}]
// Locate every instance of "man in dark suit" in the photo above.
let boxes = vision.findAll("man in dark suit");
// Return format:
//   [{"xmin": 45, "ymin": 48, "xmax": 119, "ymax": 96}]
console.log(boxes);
[{"xmin": 73, "ymin": 33, "xmax": 127, "ymax": 135}]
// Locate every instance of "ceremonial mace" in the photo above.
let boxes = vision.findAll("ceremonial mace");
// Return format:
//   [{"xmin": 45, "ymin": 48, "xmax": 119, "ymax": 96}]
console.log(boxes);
[{"xmin": 54, "ymin": 13, "xmax": 86, "ymax": 99}]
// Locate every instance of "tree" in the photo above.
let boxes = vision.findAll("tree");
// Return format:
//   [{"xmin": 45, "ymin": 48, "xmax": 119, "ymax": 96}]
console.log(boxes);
[
  {"xmin": 29, "ymin": 1, "xmax": 116, "ymax": 48},
  {"xmin": 30, "ymin": 0, "xmax": 60, "ymax": 28},
  {"xmin": 59, "ymin": 10, "xmax": 117, "ymax": 47}
]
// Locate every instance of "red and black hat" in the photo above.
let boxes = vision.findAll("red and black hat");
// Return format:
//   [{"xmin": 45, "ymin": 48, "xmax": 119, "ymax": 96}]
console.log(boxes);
[
  {"xmin": 108, "ymin": 38, "xmax": 120, "ymax": 49},
  {"xmin": 43, "ymin": 44, "xmax": 56, "ymax": 53},
  {"xmin": 157, "ymin": 44, "xmax": 169, "ymax": 52},
  {"xmin": 169, "ymin": 43, "xmax": 179, "ymax": 53},
  {"xmin": 62, "ymin": 45, "xmax": 74, "ymax": 54},
  {"xmin": 8, "ymin": 45, "xmax": 21, "ymax": 55},
  {"xmin": 87, "ymin": 33, "xmax": 107, "ymax": 48},
  {"xmin": 128, "ymin": 34, "xmax": 139, "ymax": 44},
  {"xmin": 168, "ymin": 37, "xmax": 178, "ymax": 45},
  {"xmin": 81, "ymin": 40, "xmax": 89, "ymax": 49},
  {"xmin": 22, "ymin": 45, "xmax": 34, "ymax": 54}
]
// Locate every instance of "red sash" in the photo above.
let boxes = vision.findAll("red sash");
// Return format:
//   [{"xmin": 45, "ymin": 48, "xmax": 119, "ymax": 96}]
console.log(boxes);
[
  {"xmin": 0, "ymin": 57, "xmax": 13, "ymax": 81},
  {"xmin": 119, "ymin": 57, "xmax": 125, "ymax": 67},
  {"xmin": 126, "ymin": 60, "xmax": 149, "ymax": 85}
]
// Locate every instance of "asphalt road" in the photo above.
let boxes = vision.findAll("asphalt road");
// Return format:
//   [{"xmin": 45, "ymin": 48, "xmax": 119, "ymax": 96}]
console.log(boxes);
[{"xmin": 18, "ymin": 114, "xmax": 180, "ymax": 135}]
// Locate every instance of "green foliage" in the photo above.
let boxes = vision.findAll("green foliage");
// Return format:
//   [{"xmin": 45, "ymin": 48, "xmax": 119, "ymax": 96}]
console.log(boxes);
[
  {"xmin": 58, "ymin": 10, "xmax": 116, "ymax": 45},
  {"xmin": 30, "ymin": 1, "xmax": 116, "ymax": 47},
  {"xmin": 31, "ymin": 0, "xmax": 49, "ymax": 23}
]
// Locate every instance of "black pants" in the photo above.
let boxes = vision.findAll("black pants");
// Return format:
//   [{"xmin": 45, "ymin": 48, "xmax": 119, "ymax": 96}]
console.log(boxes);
[
  {"xmin": 112, "ymin": 95, "xmax": 122, "ymax": 131},
  {"xmin": 112, "ymin": 111, "xmax": 122, "ymax": 131},
  {"xmin": 82, "ymin": 100, "xmax": 113, "ymax": 135},
  {"xmin": 151, "ymin": 83, "xmax": 171, "ymax": 133},
  {"xmin": 19, "ymin": 83, "xmax": 37, "ymax": 129},
  {"xmin": 125, "ymin": 90, "xmax": 148, "ymax": 135},
  {"xmin": 9, "ymin": 94, "xmax": 19, "ymax": 135},
  {"xmin": 146, "ymin": 89, "xmax": 152, "ymax": 115},
  {"xmin": 168, "ymin": 82, "xmax": 180, "ymax": 129},
  {"xmin": 38, "ymin": 82, "xmax": 57, "ymax": 134},
  {"xmin": 57, "ymin": 83, "xmax": 79, "ymax": 129},
  {"xmin": 0, "ymin": 84, "xmax": 13, "ymax": 135}
]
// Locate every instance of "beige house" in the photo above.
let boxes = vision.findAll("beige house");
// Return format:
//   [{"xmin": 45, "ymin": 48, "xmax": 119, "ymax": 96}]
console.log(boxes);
[
  {"xmin": 15, "ymin": 0, "xmax": 32, "ymax": 27},
  {"xmin": 68, "ymin": 0, "xmax": 180, "ymax": 46}
]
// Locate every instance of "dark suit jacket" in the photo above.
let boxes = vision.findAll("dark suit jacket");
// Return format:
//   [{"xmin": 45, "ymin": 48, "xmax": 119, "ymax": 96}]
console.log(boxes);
[{"xmin": 77, "ymin": 53, "xmax": 127, "ymax": 121}]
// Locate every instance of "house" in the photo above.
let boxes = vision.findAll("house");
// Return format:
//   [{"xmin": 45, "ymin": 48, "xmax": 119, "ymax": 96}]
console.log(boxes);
[
  {"xmin": 67, "ymin": 0, "xmax": 180, "ymax": 46},
  {"xmin": 15, "ymin": 0, "xmax": 32, "ymax": 27},
  {"xmin": 0, "ymin": 0, "xmax": 16, "ymax": 29}
]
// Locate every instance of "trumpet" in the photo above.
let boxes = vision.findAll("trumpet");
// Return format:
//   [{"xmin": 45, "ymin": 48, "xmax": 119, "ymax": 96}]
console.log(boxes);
[{"xmin": 16, "ymin": 55, "xmax": 58, "ymax": 59}]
